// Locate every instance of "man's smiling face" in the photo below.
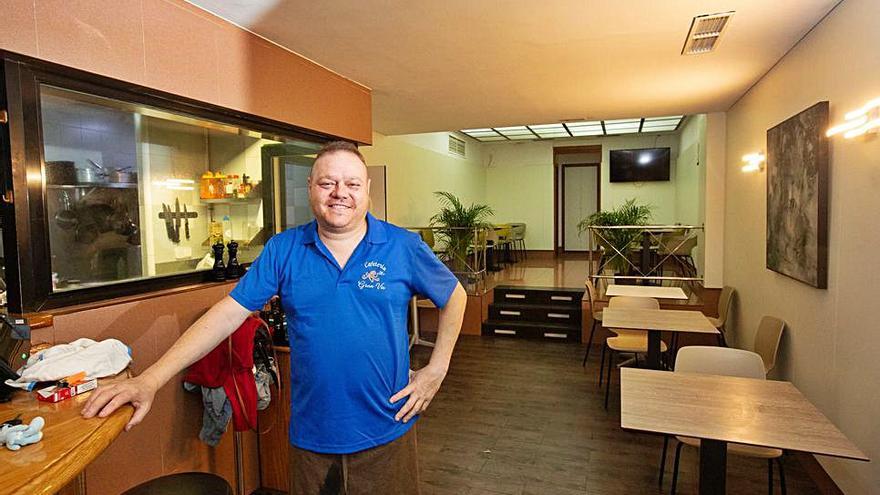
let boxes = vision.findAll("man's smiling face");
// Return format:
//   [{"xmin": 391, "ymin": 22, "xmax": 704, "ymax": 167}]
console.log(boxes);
[{"xmin": 308, "ymin": 150, "xmax": 371, "ymax": 233}]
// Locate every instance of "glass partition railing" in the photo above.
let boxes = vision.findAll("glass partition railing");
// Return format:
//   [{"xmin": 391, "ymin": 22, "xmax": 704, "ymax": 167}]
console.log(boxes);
[
  {"xmin": 406, "ymin": 226, "xmax": 491, "ymax": 295},
  {"xmin": 586, "ymin": 225, "xmax": 704, "ymax": 287}
]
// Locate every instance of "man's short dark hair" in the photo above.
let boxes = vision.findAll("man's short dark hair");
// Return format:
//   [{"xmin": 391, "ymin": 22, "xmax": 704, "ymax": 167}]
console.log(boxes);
[{"xmin": 316, "ymin": 141, "xmax": 366, "ymax": 165}]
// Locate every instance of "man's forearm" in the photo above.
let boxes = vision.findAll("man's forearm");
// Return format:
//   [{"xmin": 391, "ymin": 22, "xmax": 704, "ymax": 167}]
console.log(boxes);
[
  {"xmin": 428, "ymin": 283, "xmax": 467, "ymax": 371},
  {"xmin": 139, "ymin": 296, "xmax": 252, "ymax": 389}
]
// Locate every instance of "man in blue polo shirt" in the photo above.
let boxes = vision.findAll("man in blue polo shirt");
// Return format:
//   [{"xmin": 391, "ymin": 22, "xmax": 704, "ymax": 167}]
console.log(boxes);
[{"xmin": 82, "ymin": 141, "xmax": 467, "ymax": 495}]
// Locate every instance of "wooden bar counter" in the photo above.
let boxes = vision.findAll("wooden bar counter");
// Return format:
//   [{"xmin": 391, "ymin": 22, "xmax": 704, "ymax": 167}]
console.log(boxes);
[{"xmin": 0, "ymin": 375, "xmax": 133, "ymax": 495}]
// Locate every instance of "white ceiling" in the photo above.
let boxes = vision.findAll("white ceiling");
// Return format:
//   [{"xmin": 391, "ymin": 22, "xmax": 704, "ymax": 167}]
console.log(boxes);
[{"xmin": 188, "ymin": 0, "xmax": 840, "ymax": 136}]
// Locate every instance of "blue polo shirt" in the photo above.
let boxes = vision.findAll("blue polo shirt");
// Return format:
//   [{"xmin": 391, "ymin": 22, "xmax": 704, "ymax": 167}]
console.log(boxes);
[{"xmin": 229, "ymin": 214, "xmax": 458, "ymax": 453}]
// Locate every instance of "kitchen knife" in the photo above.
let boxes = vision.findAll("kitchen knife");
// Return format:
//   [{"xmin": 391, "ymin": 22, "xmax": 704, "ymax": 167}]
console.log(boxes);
[
  {"xmin": 173, "ymin": 198, "xmax": 181, "ymax": 243},
  {"xmin": 162, "ymin": 203, "xmax": 174, "ymax": 241},
  {"xmin": 183, "ymin": 204, "xmax": 190, "ymax": 240}
]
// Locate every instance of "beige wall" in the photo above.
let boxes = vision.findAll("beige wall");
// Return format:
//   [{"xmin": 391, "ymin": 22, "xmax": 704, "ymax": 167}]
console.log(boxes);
[
  {"xmin": 486, "ymin": 157, "xmax": 555, "ymax": 250},
  {"xmin": 0, "ymin": 0, "xmax": 371, "ymax": 143},
  {"xmin": 724, "ymin": 0, "xmax": 878, "ymax": 492},
  {"xmin": 703, "ymin": 112, "xmax": 726, "ymax": 288},
  {"xmin": 360, "ymin": 132, "xmax": 487, "ymax": 228},
  {"xmin": 484, "ymin": 133, "xmax": 684, "ymax": 250},
  {"xmin": 675, "ymin": 115, "xmax": 707, "ymax": 274}
]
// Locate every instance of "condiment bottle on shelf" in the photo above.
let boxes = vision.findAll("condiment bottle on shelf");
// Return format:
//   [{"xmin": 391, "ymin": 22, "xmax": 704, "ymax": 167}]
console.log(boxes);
[
  {"xmin": 209, "ymin": 221, "xmax": 223, "ymax": 245},
  {"xmin": 222, "ymin": 215, "xmax": 233, "ymax": 243},
  {"xmin": 240, "ymin": 174, "xmax": 252, "ymax": 198},
  {"xmin": 224, "ymin": 174, "xmax": 235, "ymax": 197},
  {"xmin": 200, "ymin": 171, "xmax": 214, "ymax": 199},
  {"xmin": 231, "ymin": 175, "xmax": 241, "ymax": 197},
  {"xmin": 214, "ymin": 173, "xmax": 227, "ymax": 199}
]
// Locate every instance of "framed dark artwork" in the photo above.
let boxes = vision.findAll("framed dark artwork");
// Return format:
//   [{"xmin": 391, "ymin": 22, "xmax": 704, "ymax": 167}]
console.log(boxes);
[{"xmin": 766, "ymin": 101, "xmax": 829, "ymax": 288}]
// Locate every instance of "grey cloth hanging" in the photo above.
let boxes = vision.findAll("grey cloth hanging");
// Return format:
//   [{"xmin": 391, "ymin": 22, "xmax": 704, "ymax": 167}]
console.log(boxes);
[{"xmin": 183, "ymin": 382, "xmax": 232, "ymax": 447}]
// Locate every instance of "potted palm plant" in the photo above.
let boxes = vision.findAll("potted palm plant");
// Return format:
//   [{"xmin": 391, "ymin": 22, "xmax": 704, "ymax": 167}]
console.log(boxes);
[
  {"xmin": 429, "ymin": 191, "xmax": 494, "ymax": 275},
  {"xmin": 577, "ymin": 198, "xmax": 653, "ymax": 278}
]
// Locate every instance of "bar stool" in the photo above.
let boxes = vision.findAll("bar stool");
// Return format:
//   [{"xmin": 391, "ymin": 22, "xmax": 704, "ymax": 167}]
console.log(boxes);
[{"xmin": 121, "ymin": 472, "xmax": 233, "ymax": 495}]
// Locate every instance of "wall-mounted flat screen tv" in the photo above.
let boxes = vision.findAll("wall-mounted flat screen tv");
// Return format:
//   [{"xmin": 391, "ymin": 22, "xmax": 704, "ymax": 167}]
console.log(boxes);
[{"xmin": 609, "ymin": 147, "xmax": 671, "ymax": 182}]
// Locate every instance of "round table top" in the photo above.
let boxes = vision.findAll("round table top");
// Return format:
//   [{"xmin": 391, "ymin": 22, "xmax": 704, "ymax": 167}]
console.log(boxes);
[{"xmin": 0, "ymin": 374, "xmax": 133, "ymax": 495}]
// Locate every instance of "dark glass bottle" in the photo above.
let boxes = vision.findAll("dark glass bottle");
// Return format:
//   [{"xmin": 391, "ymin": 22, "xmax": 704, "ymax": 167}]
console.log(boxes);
[
  {"xmin": 225, "ymin": 240, "xmax": 241, "ymax": 279},
  {"xmin": 211, "ymin": 242, "xmax": 226, "ymax": 281},
  {"xmin": 271, "ymin": 297, "xmax": 289, "ymax": 347}
]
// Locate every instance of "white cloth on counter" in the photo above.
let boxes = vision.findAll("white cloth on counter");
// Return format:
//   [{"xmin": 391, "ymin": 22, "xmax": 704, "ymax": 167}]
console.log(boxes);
[{"xmin": 4, "ymin": 338, "xmax": 131, "ymax": 390}]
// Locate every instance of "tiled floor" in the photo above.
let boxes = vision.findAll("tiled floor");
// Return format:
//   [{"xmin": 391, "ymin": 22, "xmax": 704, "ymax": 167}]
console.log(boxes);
[{"xmin": 411, "ymin": 337, "xmax": 821, "ymax": 495}]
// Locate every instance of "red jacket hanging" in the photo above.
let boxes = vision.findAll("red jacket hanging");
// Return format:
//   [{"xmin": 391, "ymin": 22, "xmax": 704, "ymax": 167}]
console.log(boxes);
[{"xmin": 184, "ymin": 315, "xmax": 265, "ymax": 431}]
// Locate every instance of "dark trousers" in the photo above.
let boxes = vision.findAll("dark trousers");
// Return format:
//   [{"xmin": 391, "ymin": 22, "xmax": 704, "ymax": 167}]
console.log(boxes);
[{"xmin": 288, "ymin": 427, "xmax": 420, "ymax": 495}]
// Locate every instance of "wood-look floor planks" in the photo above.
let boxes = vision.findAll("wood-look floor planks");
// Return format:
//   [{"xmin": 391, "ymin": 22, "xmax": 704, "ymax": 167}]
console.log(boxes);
[{"xmin": 412, "ymin": 336, "xmax": 822, "ymax": 495}]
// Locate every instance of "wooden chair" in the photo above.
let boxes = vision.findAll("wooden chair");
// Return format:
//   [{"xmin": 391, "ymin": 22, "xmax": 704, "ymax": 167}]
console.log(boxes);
[
  {"xmin": 599, "ymin": 296, "xmax": 665, "ymax": 410},
  {"xmin": 658, "ymin": 233, "xmax": 699, "ymax": 278},
  {"xmin": 582, "ymin": 278, "xmax": 603, "ymax": 366},
  {"xmin": 753, "ymin": 316, "xmax": 785, "ymax": 374},
  {"xmin": 705, "ymin": 286, "xmax": 735, "ymax": 346},
  {"xmin": 659, "ymin": 345, "xmax": 786, "ymax": 494},
  {"xmin": 494, "ymin": 224, "xmax": 514, "ymax": 263}
]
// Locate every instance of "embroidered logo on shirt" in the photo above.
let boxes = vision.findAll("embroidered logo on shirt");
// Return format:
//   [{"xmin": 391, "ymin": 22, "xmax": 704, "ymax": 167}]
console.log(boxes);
[{"xmin": 358, "ymin": 261, "xmax": 387, "ymax": 290}]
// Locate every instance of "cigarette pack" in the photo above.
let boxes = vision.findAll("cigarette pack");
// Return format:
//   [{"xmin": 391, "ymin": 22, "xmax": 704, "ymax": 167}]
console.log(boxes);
[{"xmin": 35, "ymin": 379, "xmax": 97, "ymax": 403}]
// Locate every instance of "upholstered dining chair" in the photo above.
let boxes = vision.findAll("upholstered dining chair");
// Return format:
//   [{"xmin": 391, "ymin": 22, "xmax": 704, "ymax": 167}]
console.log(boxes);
[{"xmin": 658, "ymin": 345, "xmax": 786, "ymax": 495}]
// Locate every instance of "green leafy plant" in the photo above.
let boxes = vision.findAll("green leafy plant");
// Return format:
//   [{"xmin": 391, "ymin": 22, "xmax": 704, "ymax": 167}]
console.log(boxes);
[
  {"xmin": 577, "ymin": 198, "xmax": 653, "ymax": 274},
  {"xmin": 430, "ymin": 191, "xmax": 494, "ymax": 273}
]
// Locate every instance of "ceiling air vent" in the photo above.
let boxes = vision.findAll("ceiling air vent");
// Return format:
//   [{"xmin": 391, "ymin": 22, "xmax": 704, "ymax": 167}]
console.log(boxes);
[
  {"xmin": 682, "ymin": 11, "xmax": 734, "ymax": 55},
  {"xmin": 448, "ymin": 134, "xmax": 466, "ymax": 157}
]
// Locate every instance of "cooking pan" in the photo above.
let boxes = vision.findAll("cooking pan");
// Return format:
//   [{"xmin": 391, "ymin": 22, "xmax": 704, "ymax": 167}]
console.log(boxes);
[
  {"xmin": 109, "ymin": 167, "xmax": 136, "ymax": 183},
  {"xmin": 77, "ymin": 159, "xmax": 106, "ymax": 184}
]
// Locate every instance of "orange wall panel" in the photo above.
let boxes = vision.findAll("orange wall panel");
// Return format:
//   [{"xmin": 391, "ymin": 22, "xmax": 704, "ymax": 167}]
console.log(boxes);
[
  {"xmin": 0, "ymin": 0, "xmax": 371, "ymax": 144},
  {"xmin": 142, "ymin": 0, "xmax": 219, "ymax": 104},
  {"xmin": 0, "ymin": 0, "xmax": 38, "ymax": 56},
  {"xmin": 35, "ymin": 0, "xmax": 147, "ymax": 86},
  {"xmin": 48, "ymin": 283, "xmax": 251, "ymax": 494}
]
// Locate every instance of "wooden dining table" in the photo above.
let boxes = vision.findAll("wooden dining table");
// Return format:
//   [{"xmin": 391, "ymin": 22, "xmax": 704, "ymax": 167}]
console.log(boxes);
[
  {"xmin": 605, "ymin": 284, "xmax": 688, "ymax": 300},
  {"xmin": 602, "ymin": 307, "xmax": 718, "ymax": 369},
  {"xmin": 620, "ymin": 368, "xmax": 869, "ymax": 495},
  {"xmin": 0, "ymin": 374, "xmax": 133, "ymax": 495}
]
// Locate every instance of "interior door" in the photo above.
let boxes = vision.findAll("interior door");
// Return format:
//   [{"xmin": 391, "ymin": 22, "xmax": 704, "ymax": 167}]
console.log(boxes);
[{"xmin": 563, "ymin": 164, "xmax": 599, "ymax": 252}]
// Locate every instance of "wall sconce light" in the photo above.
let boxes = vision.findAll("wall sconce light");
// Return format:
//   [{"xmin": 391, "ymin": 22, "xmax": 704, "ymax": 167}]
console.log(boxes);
[
  {"xmin": 826, "ymin": 97, "xmax": 880, "ymax": 138},
  {"xmin": 741, "ymin": 152, "xmax": 765, "ymax": 173}
]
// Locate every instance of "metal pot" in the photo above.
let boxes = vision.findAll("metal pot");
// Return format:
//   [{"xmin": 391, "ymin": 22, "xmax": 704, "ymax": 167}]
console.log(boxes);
[
  {"xmin": 46, "ymin": 161, "xmax": 76, "ymax": 184},
  {"xmin": 109, "ymin": 168, "xmax": 136, "ymax": 183},
  {"xmin": 76, "ymin": 167, "xmax": 106, "ymax": 183}
]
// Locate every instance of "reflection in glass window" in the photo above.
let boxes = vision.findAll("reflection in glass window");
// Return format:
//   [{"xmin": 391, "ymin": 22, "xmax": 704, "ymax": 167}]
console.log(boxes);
[{"xmin": 39, "ymin": 85, "xmax": 321, "ymax": 292}]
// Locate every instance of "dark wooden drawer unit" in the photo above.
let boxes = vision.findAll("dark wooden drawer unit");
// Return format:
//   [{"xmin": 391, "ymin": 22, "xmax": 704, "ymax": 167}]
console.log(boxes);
[
  {"xmin": 482, "ymin": 286, "xmax": 584, "ymax": 342},
  {"xmin": 481, "ymin": 320, "xmax": 580, "ymax": 342},
  {"xmin": 489, "ymin": 303, "xmax": 580, "ymax": 323}
]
